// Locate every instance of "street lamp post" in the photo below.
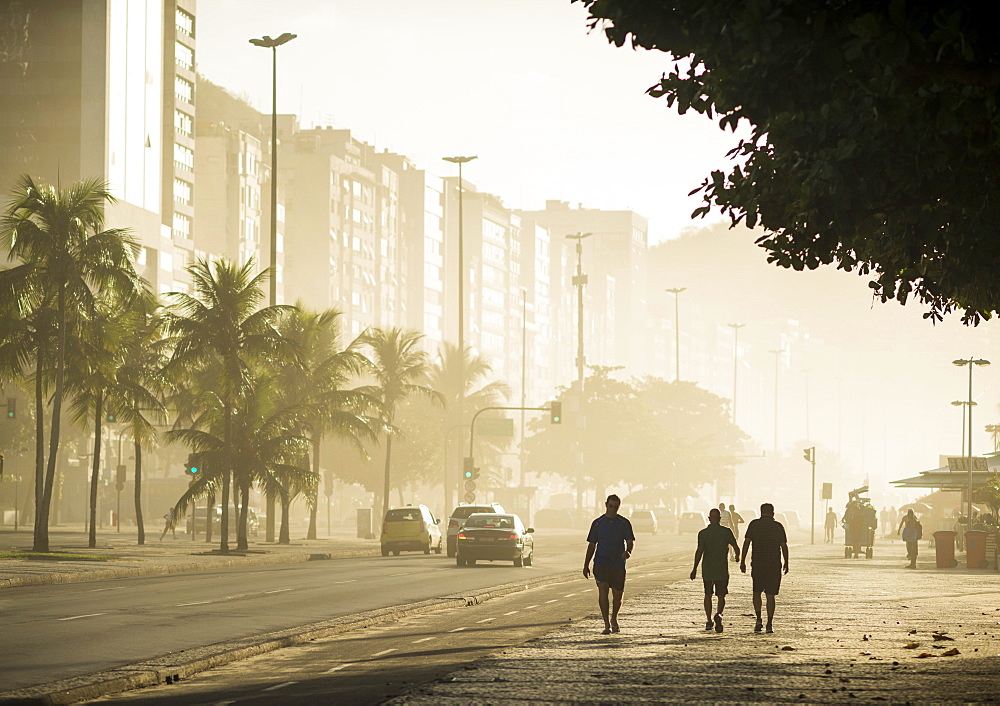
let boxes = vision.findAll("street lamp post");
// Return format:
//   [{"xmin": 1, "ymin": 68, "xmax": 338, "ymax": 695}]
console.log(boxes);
[
  {"xmin": 251, "ymin": 31, "xmax": 296, "ymax": 543},
  {"xmin": 951, "ymin": 400, "xmax": 978, "ymax": 457},
  {"xmin": 769, "ymin": 348, "xmax": 782, "ymax": 452},
  {"xmin": 442, "ymin": 155, "xmax": 478, "ymax": 359},
  {"xmin": 727, "ymin": 323, "xmax": 746, "ymax": 425},
  {"xmin": 953, "ymin": 358, "xmax": 990, "ymax": 525},
  {"xmin": 566, "ymin": 232, "xmax": 592, "ymax": 513},
  {"xmin": 665, "ymin": 288, "xmax": 685, "ymax": 382}
]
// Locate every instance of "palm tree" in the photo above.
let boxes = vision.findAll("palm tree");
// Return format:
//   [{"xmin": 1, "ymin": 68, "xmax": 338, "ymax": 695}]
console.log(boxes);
[
  {"xmin": 427, "ymin": 343, "xmax": 511, "ymax": 513},
  {"xmin": 112, "ymin": 294, "xmax": 169, "ymax": 545},
  {"xmin": 274, "ymin": 306, "xmax": 379, "ymax": 541},
  {"xmin": 64, "ymin": 299, "xmax": 127, "ymax": 548},
  {"xmin": 361, "ymin": 328, "xmax": 442, "ymax": 521},
  {"xmin": 163, "ymin": 257, "xmax": 289, "ymax": 553},
  {"xmin": 0, "ymin": 175, "xmax": 144, "ymax": 552}
]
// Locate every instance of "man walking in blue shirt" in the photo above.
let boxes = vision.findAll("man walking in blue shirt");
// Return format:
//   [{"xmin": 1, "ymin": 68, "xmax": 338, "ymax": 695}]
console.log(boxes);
[{"xmin": 583, "ymin": 494, "xmax": 635, "ymax": 634}]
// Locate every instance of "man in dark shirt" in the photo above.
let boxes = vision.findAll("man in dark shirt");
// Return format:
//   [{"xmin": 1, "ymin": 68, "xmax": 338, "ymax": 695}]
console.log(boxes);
[
  {"xmin": 690, "ymin": 507, "xmax": 740, "ymax": 632},
  {"xmin": 584, "ymin": 494, "xmax": 635, "ymax": 634},
  {"xmin": 740, "ymin": 502, "xmax": 789, "ymax": 634}
]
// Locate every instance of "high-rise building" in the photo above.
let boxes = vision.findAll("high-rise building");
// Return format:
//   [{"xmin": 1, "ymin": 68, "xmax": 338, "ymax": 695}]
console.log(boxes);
[{"xmin": 0, "ymin": 0, "xmax": 198, "ymax": 295}]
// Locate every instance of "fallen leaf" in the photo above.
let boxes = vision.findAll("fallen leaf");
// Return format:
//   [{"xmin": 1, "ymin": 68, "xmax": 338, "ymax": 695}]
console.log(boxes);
[
  {"xmin": 908, "ymin": 629, "xmax": 917, "ymax": 634},
  {"xmin": 932, "ymin": 633, "xmax": 954, "ymax": 641},
  {"xmin": 903, "ymin": 643, "xmax": 921, "ymax": 649},
  {"xmin": 942, "ymin": 648, "xmax": 960, "ymax": 656},
  {"xmin": 781, "ymin": 645, "xmax": 795, "ymax": 651},
  {"xmin": 862, "ymin": 635, "xmax": 870, "ymax": 641},
  {"xmin": 860, "ymin": 651, "xmax": 872, "ymax": 655},
  {"xmin": 916, "ymin": 653, "xmax": 936, "ymax": 658}
]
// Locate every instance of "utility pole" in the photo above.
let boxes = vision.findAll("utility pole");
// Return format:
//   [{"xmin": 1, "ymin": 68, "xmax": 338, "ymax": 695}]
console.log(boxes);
[
  {"xmin": 566, "ymin": 233, "xmax": 592, "ymax": 513},
  {"xmin": 665, "ymin": 288, "xmax": 685, "ymax": 382},
  {"xmin": 803, "ymin": 446, "xmax": 816, "ymax": 544}
]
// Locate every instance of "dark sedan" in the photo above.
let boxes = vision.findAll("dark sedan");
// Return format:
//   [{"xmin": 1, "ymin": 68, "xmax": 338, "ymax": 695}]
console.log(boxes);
[{"xmin": 456, "ymin": 513, "xmax": 534, "ymax": 567}]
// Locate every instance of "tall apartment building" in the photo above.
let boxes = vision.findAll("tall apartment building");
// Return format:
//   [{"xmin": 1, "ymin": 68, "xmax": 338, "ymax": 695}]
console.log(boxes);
[
  {"xmin": 0, "ymin": 0, "xmax": 198, "ymax": 296},
  {"xmin": 517, "ymin": 201, "xmax": 650, "ymax": 377}
]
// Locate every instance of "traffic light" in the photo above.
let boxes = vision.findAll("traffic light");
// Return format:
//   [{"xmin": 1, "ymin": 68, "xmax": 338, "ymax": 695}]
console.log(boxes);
[
  {"xmin": 115, "ymin": 464, "xmax": 126, "ymax": 491},
  {"xmin": 550, "ymin": 401, "xmax": 562, "ymax": 424},
  {"xmin": 6, "ymin": 397, "xmax": 15, "ymax": 418},
  {"xmin": 105, "ymin": 411, "xmax": 116, "ymax": 423},
  {"xmin": 184, "ymin": 453, "xmax": 201, "ymax": 477},
  {"xmin": 463, "ymin": 457, "xmax": 477, "ymax": 480},
  {"xmin": 803, "ymin": 446, "xmax": 815, "ymax": 463}
]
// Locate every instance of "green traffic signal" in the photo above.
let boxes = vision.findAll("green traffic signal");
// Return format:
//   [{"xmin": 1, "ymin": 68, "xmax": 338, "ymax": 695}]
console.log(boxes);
[
  {"xmin": 6, "ymin": 397, "xmax": 15, "ymax": 418},
  {"xmin": 550, "ymin": 401, "xmax": 562, "ymax": 424}
]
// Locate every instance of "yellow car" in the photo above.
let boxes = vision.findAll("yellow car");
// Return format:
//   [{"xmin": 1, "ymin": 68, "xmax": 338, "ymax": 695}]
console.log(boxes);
[{"xmin": 380, "ymin": 505, "xmax": 443, "ymax": 556}]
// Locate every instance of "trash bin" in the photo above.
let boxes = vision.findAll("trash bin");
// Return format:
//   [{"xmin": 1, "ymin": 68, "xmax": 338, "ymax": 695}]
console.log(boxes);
[
  {"xmin": 933, "ymin": 530, "xmax": 959, "ymax": 568},
  {"xmin": 965, "ymin": 530, "xmax": 989, "ymax": 569}
]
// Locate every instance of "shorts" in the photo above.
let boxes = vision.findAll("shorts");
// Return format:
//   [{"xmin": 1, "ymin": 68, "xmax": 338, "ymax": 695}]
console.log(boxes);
[
  {"xmin": 703, "ymin": 578, "xmax": 729, "ymax": 596},
  {"xmin": 593, "ymin": 564, "xmax": 626, "ymax": 592},
  {"xmin": 751, "ymin": 567, "xmax": 782, "ymax": 595}
]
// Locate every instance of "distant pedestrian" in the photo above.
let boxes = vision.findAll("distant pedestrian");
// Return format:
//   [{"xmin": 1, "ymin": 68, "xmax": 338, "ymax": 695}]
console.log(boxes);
[
  {"xmin": 898, "ymin": 509, "xmax": 922, "ymax": 569},
  {"xmin": 718, "ymin": 502, "xmax": 732, "ymax": 531},
  {"xmin": 880, "ymin": 506, "xmax": 890, "ymax": 537},
  {"xmin": 740, "ymin": 502, "xmax": 789, "ymax": 634},
  {"xmin": 160, "ymin": 507, "xmax": 176, "ymax": 541},
  {"xmin": 728, "ymin": 505, "xmax": 744, "ymax": 561},
  {"xmin": 824, "ymin": 508, "xmax": 837, "ymax": 543},
  {"xmin": 691, "ymin": 507, "xmax": 740, "ymax": 632},
  {"xmin": 584, "ymin": 494, "xmax": 635, "ymax": 635}
]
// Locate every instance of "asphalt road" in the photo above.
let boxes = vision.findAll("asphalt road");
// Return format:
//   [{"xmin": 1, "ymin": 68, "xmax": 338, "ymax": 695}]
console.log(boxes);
[
  {"xmin": 3, "ymin": 529, "xmax": 690, "ymax": 691},
  {"xmin": 87, "ymin": 558, "xmax": 693, "ymax": 704}
]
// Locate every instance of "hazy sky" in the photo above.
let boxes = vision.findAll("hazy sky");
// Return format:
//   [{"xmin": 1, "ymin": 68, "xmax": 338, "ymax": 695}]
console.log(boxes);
[{"xmin": 196, "ymin": 0, "xmax": 740, "ymax": 244}]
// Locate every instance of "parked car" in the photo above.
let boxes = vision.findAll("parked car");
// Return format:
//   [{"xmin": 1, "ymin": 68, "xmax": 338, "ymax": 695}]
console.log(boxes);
[
  {"xmin": 631, "ymin": 509, "xmax": 658, "ymax": 534},
  {"xmin": 773, "ymin": 511, "xmax": 790, "ymax": 527},
  {"xmin": 533, "ymin": 508, "xmax": 582, "ymax": 529},
  {"xmin": 782, "ymin": 510, "xmax": 802, "ymax": 529},
  {"xmin": 185, "ymin": 506, "xmax": 260, "ymax": 536},
  {"xmin": 446, "ymin": 502, "xmax": 505, "ymax": 556},
  {"xmin": 381, "ymin": 505, "xmax": 443, "ymax": 556},
  {"xmin": 677, "ymin": 511, "xmax": 705, "ymax": 534},
  {"xmin": 739, "ymin": 509, "xmax": 758, "ymax": 523},
  {"xmin": 456, "ymin": 513, "xmax": 534, "ymax": 567}
]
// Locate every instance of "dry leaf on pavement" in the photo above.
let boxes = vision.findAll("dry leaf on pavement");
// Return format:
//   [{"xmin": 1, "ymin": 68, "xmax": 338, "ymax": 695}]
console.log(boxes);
[
  {"xmin": 941, "ymin": 648, "xmax": 960, "ymax": 656},
  {"xmin": 903, "ymin": 643, "xmax": 920, "ymax": 649}
]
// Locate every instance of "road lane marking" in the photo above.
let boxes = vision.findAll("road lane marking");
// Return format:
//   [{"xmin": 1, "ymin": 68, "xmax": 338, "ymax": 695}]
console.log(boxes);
[
  {"xmin": 324, "ymin": 663, "xmax": 355, "ymax": 673},
  {"xmin": 58, "ymin": 613, "xmax": 106, "ymax": 621},
  {"xmin": 564, "ymin": 593, "xmax": 578, "ymax": 597},
  {"xmin": 412, "ymin": 637, "xmax": 435, "ymax": 643},
  {"xmin": 504, "ymin": 611, "xmax": 519, "ymax": 615},
  {"xmin": 262, "ymin": 682, "xmax": 296, "ymax": 692},
  {"xmin": 177, "ymin": 600, "xmax": 213, "ymax": 607},
  {"xmin": 264, "ymin": 588, "xmax": 293, "ymax": 594},
  {"xmin": 476, "ymin": 618, "xmax": 495, "ymax": 623},
  {"xmin": 448, "ymin": 627, "xmax": 467, "ymax": 632},
  {"xmin": 332, "ymin": 579, "xmax": 357, "ymax": 584},
  {"xmin": 545, "ymin": 599, "xmax": 559, "ymax": 603},
  {"xmin": 524, "ymin": 605, "xmax": 540, "ymax": 609},
  {"xmin": 88, "ymin": 588, "xmax": 113, "ymax": 592},
  {"xmin": 371, "ymin": 648, "xmax": 397, "ymax": 657}
]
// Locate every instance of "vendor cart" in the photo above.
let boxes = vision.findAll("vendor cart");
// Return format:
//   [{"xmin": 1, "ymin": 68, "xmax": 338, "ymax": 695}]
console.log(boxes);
[{"xmin": 843, "ymin": 485, "xmax": 877, "ymax": 558}]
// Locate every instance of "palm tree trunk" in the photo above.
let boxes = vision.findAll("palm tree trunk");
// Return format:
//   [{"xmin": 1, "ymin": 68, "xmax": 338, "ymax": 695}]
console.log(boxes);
[
  {"xmin": 89, "ymin": 396, "xmax": 103, "ymax": 548},
  {"xmin": 134, "ymin": 439, "xmax": 144, "ymax": 545},
  {"xmin": 36, "ymin": 288, "xmax": 67, "ymax": 552},
  {"xmin": 206, "ymin": 493, "xmax": 214, "ymax": 543},
  {"xmin": 279, "ymin": 494, "xmax": 291, "ymax": 544},
  {"xmin": 33, "ymin": 351, "xmax": 44, "ymax": 537},
  {"xmin": 307, "ymin": 436, "xmax": 320, "ymax": 540},
  {"xmin": 220, "ymin": 404, "xmax": 232, "ymax": 553},
  {"xmin": 381, "ymin": 432, "xmax": 394, "ymax": 521},
  {"xmin": 237, "ymin": 483, "xmax": 249, "ymax": 551}
]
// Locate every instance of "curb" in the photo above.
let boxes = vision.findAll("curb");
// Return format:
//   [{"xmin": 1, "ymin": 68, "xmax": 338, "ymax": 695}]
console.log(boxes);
[
  {"xmin": 0, "ymin": 548, "xmax": 381, "ymax": 589},
  {"xmin": 0, "ymin": 553, "xmax": 682, "ymax": 705}
]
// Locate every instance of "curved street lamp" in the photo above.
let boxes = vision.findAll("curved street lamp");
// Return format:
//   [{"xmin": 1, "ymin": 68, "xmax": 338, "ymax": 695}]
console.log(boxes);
[{"xmin": 250, "ymin": 31, "xmax": 296, "ymax": 543}]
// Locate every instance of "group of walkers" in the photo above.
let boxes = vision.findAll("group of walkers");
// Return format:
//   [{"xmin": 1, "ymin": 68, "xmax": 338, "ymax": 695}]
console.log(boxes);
[{"xmin": 582, "ymin": 496, "xmax": 789, "ymax": 636}]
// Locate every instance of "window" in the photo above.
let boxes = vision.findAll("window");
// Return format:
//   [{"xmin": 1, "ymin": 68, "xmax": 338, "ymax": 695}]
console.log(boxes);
[
  {"xmin": 174, "ymin": 109, "xmax": 192, "ymax": 137},
  {"xmin": 175, "ymin": 76, "xmax": 193, "ymax": 103},
  {"xmin": 172, "ymin": 212, "xmax": 191, "ymax": 240},
  {"xmin": 176, "ymin": 9, "xmax": 194, "ymax": 37},
  {"xmin": 175, "ymin": 41, "xmax": 194, "ymax": 71},
  {"xmin": 174, "ymin": 143, "xmax": 194, "ymax": 171},
  {"xmin": 173, "ymin": 178, "xmax": 192, "ymax": 205}
]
